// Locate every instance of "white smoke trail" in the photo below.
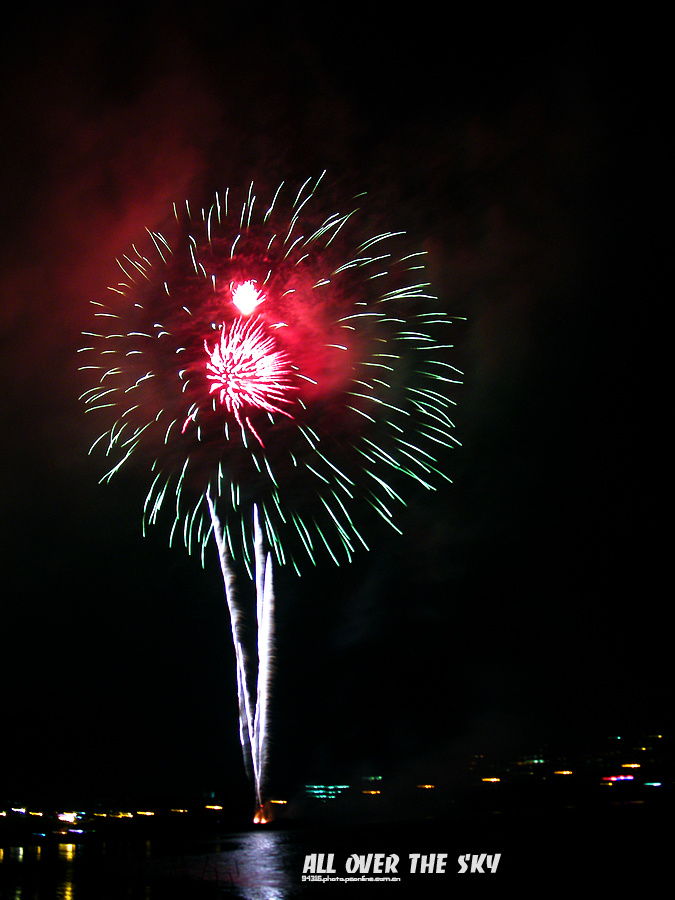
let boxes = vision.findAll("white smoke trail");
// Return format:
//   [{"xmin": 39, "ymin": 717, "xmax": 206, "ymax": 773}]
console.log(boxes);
[
  {"xmin": 254, "ymin": 515, "xmax": 275, "ymax": 802},
  {"xmin": 207, "ymin": 493, "xmax": 274, "ymax": 812}
]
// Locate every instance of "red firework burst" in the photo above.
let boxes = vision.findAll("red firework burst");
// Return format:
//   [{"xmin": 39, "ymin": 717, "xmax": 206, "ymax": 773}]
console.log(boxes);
[
  {"xmin": 80, "ymin": 174, "xmax": 461, "ymax": 571},
  {"xmin": 196, "ymin": 312, "xmax": 296, "ymax": 447}
]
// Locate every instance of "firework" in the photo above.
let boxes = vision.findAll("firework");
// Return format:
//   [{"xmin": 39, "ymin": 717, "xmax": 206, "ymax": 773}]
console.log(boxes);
[{"xmin": 79, "ymin": 172, "xmax": 461, "ymax": 811}]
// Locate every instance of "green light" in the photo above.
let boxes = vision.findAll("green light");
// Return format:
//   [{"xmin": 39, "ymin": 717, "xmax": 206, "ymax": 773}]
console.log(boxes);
[{"xmin": 304, "ymin": 784, "xmax": 351, "ymax": 802}]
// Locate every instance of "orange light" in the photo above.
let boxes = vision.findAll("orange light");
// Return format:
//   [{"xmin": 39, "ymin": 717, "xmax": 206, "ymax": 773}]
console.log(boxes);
[{"xmin": 253, "ymin": 807, "xmax": 271, "ymax": 825}]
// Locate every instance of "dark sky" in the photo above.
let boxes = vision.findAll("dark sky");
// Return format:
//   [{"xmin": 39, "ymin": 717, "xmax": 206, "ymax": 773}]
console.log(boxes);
[{"xmin": 0, "ymin": 8, "xmax": 667, "ymax": 807}]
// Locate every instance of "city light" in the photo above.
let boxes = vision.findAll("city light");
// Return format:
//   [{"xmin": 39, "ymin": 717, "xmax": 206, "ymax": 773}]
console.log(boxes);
[{"xmin": 305, "ymin": 784, "xmax": 350, "ymax": 801}]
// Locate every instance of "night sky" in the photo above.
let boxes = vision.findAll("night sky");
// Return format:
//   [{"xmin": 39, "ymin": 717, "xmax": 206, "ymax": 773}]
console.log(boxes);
[{"xmin": 0, "ymin": 8, "xmax": 666, "ymax": 808}]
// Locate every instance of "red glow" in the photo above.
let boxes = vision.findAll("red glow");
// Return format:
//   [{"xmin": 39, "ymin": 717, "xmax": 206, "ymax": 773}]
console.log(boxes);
[{"xmin": 200, "ymin": 315, "xmax": 295, "ymax": 446}]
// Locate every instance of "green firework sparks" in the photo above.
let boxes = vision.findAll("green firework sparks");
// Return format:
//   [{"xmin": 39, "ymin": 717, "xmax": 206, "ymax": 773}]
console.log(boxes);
[{"xmin": 79, "ymin": 173, "xmax": 462, "ymax": 577}]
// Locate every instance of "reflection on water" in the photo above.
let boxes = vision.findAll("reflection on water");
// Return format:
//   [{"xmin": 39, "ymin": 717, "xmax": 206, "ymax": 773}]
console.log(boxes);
[
  {"xmin": 234, "ymin": 831, "xmax": 297, "ymax": 899},
  {"xmin": 143, "ymin": 829, "xmax": 301, "ymax": 898},
  {"xmin": 1, "ymin": 800, "xmax": 663, "ymax": 896},
  {"xmin": 56, "ymin": 843, "xmax": 75, "ymax": 900},
  {"xmin": 0, "ymin": 830, "xmax": 302, "ymax": 899},
  {"xmin": 1, "ymin": 839, "xmax": 110, "ymax": 900},
  {"xmin": 0, "ymin": 841, "xmax": 77, "ymax": 900}
]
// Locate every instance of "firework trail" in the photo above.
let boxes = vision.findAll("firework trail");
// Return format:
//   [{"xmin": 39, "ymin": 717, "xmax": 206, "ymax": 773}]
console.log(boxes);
[
  {"xmin": 79, "ymin": 172, "xmax": 461, "ymax": 814},
  {"xmin": 208, "ymin": 495, "xmax": 273, "ymax": 808}
]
